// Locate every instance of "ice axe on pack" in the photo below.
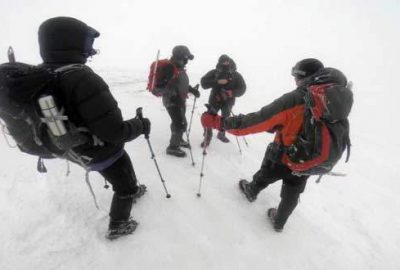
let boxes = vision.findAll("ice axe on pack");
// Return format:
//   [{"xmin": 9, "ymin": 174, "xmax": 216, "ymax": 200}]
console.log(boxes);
[
  {"xmin": 8, "ymin": 46, "xmax": 15, "ymax": 63},
  {"xmin": 136, "ymin": 107, "xmax": 171, "ymax": 199}
]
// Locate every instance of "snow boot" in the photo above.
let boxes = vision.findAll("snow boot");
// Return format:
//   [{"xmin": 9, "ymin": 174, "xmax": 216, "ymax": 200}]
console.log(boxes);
[
  {"xmin": 132, "ymin": 184, "xmax": 147, "ymax": 203},
  {"xmin": 200, "ymin": 139, "xmax": 210, "ymax": 148},
  {"xmin": 267, "ymin": 208, "xmax": 283, "ymax": 232},
  {"xmin": 217, "ymin": 131, "xmax": 230, "ymax": 143},
  {"xmin": 106, "ymin": 217, "xmax": 138, "ymax": 240},
  {"xmin": 238, "ymin": 179, "xmax": 259, "ymax": 202},
  {"xmin": 201, "ymin": 128, "xmax": 212, "ymax": 147},
  {"xmin": 166, "ymin": 146, "xmax": 187, "ymax": 157},
  {"xmin": 180, "ymin": 139, "xmax": 190, "ymax": 149},
  {"xmin": 267, "ymin": 184, "xmax": 305, "ymax": 232}
]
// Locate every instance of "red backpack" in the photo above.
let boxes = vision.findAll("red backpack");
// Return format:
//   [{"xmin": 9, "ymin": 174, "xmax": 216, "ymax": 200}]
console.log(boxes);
[
  {"xmin": 283, "ymin": 68, "xmax": 353, "ymax": 176},
  {"xmin": 146, "ymin": 59, "xmax": 179, "ymax": 97}
]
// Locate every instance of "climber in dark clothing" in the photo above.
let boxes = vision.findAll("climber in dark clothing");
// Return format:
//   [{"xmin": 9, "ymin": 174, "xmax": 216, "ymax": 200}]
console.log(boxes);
[
  {"xmin": 200, "ymin": 55, "xmax": 246, "ymax": 146},
  {"xmin": 154, "ymin": 45, "xmax": 200, "ymax": 158},
  {"xmin": 38, "ymin": 17, "xmax": 150, "ymax": 239}
]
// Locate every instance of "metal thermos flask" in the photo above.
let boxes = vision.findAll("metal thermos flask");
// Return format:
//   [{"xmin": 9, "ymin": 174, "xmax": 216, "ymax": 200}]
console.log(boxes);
[{"xmin": 38, "ymin": 95, "xmax": 67, "ymax": 136}]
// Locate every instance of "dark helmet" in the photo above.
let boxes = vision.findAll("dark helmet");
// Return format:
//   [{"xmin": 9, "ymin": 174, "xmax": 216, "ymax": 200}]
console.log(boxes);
[
  {"xmin": 38, "ymin": 17, "xmax": 100, "ymax": 64},
  {"xmin": 171, "ymin": 45, "xmax": 194, "ymax": 68},
  {"xmin": 291, "ymin": 58, "xmax": 324, "ymax": 79},
  {"xmin": 172, "ymin": 45, "xmax": 194, "ymax": 60},
  {"xmin": 310, "ymin": 67, "xmax": 348, "ymax": 86}
]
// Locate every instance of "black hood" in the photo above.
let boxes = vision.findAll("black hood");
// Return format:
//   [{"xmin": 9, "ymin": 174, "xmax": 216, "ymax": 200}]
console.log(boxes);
[
  {"xmin": 216, "ymin": 54, "xmax": 237, "ymax": 72},
  {"xmin": 38, "ymin": 17, "xmax": 100, "ymax": 64}
]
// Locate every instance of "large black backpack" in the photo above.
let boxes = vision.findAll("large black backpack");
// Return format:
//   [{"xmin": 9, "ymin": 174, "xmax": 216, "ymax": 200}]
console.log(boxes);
[
  {"xmin": 0, "ymin": 62, "xmax": 89, "ymax": 161},
  {"xmin": 284, "ymin": 68, "xmax": 353, "ymax": 175}
]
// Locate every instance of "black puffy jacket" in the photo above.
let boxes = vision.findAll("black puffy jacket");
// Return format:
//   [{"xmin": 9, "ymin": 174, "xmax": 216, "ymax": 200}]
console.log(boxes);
[
  {"xmin": 38, "ymin": 17, "xmax": 143, "ymax": 165},
  {"xmin": 42, "ymin": 64, "xmax": 143, "ymax": 164},
  {"xmin": 201, "ymin": 60, "xmax": 246, "ymax": 105}
]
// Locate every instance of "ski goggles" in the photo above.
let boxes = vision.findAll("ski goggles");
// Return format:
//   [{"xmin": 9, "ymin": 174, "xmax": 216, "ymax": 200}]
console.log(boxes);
[
  {"xmin": 291, "ymin": 67, "xmax": 307, "ymax": 77},
  {"xmin": 83, "ymin": 26, "xmax": 100, "ymax": 57}
]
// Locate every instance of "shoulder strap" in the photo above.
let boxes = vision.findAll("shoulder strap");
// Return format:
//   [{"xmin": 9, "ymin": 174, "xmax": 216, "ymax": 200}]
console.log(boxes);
[
  {"xmin": 54, "ymin": 64, "xmax": 85, "ymax": 73},
  {"xmin": 345, "ymin": 124, "xmax": 351, "ymax": 163}
]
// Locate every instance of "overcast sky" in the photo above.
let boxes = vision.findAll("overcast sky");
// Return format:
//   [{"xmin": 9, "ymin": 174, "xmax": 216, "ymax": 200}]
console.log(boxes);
[{"xmin": 1, "ymin": 0, "xmax": 399, "ymax": 95}]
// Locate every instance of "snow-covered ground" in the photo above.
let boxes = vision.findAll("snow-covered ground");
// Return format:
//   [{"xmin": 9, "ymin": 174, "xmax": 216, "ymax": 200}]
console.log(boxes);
[{"xmin": 1, "ymin": 0, "xmax": 400, "ymax": 269}]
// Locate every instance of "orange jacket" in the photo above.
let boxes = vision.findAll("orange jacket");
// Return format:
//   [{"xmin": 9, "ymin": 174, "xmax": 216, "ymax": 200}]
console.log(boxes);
[{"xmin": 225, "ymin": 87, "xmax": 306, "ymax": 147}]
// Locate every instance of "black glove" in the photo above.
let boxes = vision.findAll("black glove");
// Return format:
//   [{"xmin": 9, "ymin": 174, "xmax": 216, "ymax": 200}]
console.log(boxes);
[
  {"xmin": 188, "ymin": 84, "xmax": 200, "ymax": 98},
  {"xmin": 126, "ymin": 118, "xmax": 144, "ymax": 141},
  {"xmin": 141, "ymin": 118, "xmax": 151, "ymax": 137}
]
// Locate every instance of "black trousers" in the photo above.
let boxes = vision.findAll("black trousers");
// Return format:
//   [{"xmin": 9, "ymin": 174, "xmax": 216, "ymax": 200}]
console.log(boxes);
[
  {"xmin": 99, "ymin": 151, "xmax": 139, "ymax": 221},
  {"xmin": 252, "ymin": 149, "xmax": 309, "ymax": 227},
  {"xmin": 166, "ymin": 106, "xmax": 187, "ymax": 147},
  {"xmin": 209, "ymin": 99, "xmax": 234, "ymax": 118},
  {"xmin": 99, "ymin": 151, "xmax": 139, "ymax": 196},
  {"xmin": 203, "ymin": 101, "xmax": 233, "ymax": 142}
]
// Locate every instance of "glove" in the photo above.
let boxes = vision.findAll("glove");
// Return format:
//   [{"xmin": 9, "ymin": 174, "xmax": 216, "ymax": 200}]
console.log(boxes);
[
  {"xmin": 189, "ymin": 84, "xmax": 200, "ymax": 98},
  {"xmin": 201, "ymin": 112, "xmax": 223, "ymax": 130},
  {"xmin": 225, "ymin": 89, "xmax": 233, "ymax": 98},
  {"xmin": 220, "ymin": 89, "xmax": 233, "ymax": 101},
  {"xmin": 126, "ymin": 118, "xmax": 144, "ymax": 141},
  {"xmin": 141, "ymin": 118, "xmax": 151, "ymax": 137}
]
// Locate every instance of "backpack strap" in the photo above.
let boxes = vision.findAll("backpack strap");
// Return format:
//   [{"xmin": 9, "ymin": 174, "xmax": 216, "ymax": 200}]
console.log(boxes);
[
  {"xmin": 54, "ymin": 64, "xmax": 85, "ymax": 74},
  {"xmin": 37, "ymin": 157, "xmax": 47, "ymax": 173},
  {"xmin": 345, "ymin": 132, "xmax": 351, "ymax": 163}
]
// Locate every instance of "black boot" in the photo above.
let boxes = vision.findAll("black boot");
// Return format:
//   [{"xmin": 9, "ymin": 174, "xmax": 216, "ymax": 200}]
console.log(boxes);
[
  {"xmin": 166, "ymin": 145, "xmax": 187, "ymax": 157},
  {"xmin": 132, "ymin": 184, "xmax": 147, "ymax": 203},
  {"xmin": 217, "ymin": 131, "xmax": 230, "ymax": 143},
  {"xmin": 238, "ymin": 179, "xmax": 260, "ymax": 202},
  {"xmin": 200, "ymin": 140, "xmax": 210, "ymax": 148},
  {"xmin": 106, "ymin": 193, "xmax": 136, "ymax": 239},
  {"xmin": 268, "ymin": 183, "xmax": 305, "ymax": 232},
  {"xmin": 106, "ymin": 218, "xmax": 138, "ymax": 240},
  {"xmin": 267, "ymin": 208, "xmax": 283, "ymax": 232},
  {"xmin": 201, "ymin": 128, "xmax": 212, "ymax": 147},
  {"xmin": 180, "ymin": 139, "xmax": 190, "ymax": 149}
]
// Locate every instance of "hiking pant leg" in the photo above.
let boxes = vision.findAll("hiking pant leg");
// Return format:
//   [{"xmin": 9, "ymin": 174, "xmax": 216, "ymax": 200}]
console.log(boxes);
[
  {"xmin": 108, "ymin": 193, "xmax": 134, "ymax": 221},
  {"xmin": 274, "ymin": 173, "xmax": 308, "ymax": 228},
  {"xmin": 251, "ymin": 150, "xmax": 288, "ymax": 191},
  {"xmin": 99, "ymin": 151, "xmax": 138, "ymax": 221},
  {"xmin": 167, "ymin": 106, "xmax": 187, "ymax": 147},
  {"xmin": 204, "ymin": 101, "xmax": 222, "ymax": 142},
  {"xmin": 221, "ymin": 102, "xmax": 233, "ymax": 118},
  {"xmin": 203, "ymin": 128, "xmax": 213, "ymax": 143},
  {"xmin": 219, "ymin": 102, "xmax": 233, "ymax": 137}
]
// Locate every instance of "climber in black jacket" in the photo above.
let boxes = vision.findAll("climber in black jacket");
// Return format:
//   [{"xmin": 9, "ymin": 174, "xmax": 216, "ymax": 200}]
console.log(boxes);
[{"xmin": 38, "ymin": 17, "xmax": 150, "ymax": 239}]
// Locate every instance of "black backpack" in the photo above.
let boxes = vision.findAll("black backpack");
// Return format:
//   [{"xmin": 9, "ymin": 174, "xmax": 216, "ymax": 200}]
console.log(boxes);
[
  {"xmin": 0, "ymin": 62, "xmax": 89, "ymax": 163},
  {"xmin": 284, "ymin": 68, "xmax": 353, "ymax": 175}
]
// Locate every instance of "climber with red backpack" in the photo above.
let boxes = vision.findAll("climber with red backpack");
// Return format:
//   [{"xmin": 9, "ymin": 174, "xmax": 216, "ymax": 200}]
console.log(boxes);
[
  {"xmin": 201, "ymin": 58, "xmax": 353, "ymax": 232},
  {"xmin": 147, "ymin": 45, "xmax": 200, "ymax": 158}
]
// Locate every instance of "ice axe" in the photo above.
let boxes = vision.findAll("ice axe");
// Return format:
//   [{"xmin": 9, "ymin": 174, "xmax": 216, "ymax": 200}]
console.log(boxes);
[{"xmin": 8, "ymin": 46, "xmax": 15, "ymax": 63}]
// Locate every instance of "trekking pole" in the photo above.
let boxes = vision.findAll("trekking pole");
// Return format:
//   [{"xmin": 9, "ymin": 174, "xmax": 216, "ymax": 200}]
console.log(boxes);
[
  {"xmin": 185, "ymin": 131, "xmax": 195, "ymax": 166},
  {"xmin": 187, "ymin": 96, "xmax": 197, "ymax": 137},
  {"xmin": 231, "ymin": 111, "xmax": 249, "ymax": 147},
  {"xmin": 234, "ymin": 135, "xmax": 242, "ymax": 155},
  {"xmin": 136, "ymin": 107, "xmax": 171, "ymax": 198},
  {"xmin": 196, "ymin": 143, "xmax": 209, "ymax": 198},
  {"xmin": 8, "ymin": 46, "xmax": 15, "ymax": 63}
]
